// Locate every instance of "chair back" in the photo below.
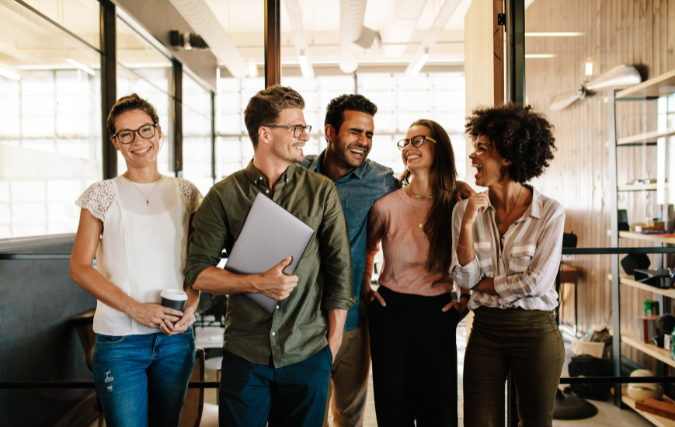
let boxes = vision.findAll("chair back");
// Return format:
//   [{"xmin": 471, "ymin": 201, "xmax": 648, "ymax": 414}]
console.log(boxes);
[{"xmin": 180, "ymin": 348, "xmax": 205, "ymax": 427}]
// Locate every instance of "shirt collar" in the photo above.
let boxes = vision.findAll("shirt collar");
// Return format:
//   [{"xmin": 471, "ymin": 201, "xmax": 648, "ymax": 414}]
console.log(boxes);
[
  {"xmin": 311, "ymin": 149, "xmax": 366, "ymax": 180},
  {"xmin": 245, "ymin": 159, "xmax": 295, "ymax": 186},
  {"xmin": 485, "ymin": 184, "xmax": 541, "ymax": 221}
]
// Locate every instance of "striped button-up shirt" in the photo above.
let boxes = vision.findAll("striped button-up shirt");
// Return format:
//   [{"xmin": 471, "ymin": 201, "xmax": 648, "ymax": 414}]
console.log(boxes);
[{"xmin": 450, "ymin": 186, "xmax": 565, "ymax": 311}]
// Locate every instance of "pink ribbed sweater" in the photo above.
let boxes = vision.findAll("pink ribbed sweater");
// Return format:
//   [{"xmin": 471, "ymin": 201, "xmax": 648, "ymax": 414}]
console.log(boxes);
[{"xmin": 366, "ymin": 188, "xmax": 455, "ymax": 296}]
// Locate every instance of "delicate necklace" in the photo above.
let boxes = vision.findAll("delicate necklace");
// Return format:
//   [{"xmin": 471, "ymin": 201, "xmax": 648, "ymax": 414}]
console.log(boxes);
[
  {"xmin": 495, "ymin": 184, "xmax": 523, "ymax": 225},
  {"xmin": 408, "ymin": 187, "xmax": 434, "ymax": 199},
  {"xmin": 406, "ymin": 187, "xmax": 427, "ymax": 229},
  {"xmin": 127, "ymin": 175, "xmax": 165, "ymax": 206}
]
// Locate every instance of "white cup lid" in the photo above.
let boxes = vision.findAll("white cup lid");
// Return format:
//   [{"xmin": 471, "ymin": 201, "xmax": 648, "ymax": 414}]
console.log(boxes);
[{"xmin": 160, "ymin": 289, "xmax": 188, "ymax": 301}]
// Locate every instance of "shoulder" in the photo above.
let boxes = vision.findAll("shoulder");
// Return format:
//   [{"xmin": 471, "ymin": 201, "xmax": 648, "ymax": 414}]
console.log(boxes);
[
  {"xmin": 295, "ymin": 165, "xmax": 334, "ymax": 187},
  {"xmin": 372, "ymin": 187, "xmax": 403, "ymax": 210},
  {"xmin": 173, "ymin": 177, "xmax": 203, "ymax": 211},
  {"xmin": 539, "ymin": 193, "xmax": 564, "ymax": 219},
  {"xmin": 75, "ymin": 179, "xmax": 116, "ymax": 222},
  {"xmin": 298, "ymin": 155, "xmax": 317, "ymax": 169}
]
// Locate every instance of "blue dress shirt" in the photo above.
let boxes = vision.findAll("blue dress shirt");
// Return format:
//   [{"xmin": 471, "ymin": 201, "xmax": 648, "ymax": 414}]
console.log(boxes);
[{"xmin": 300, "ymin": 150, "xmax": 399, "ymax": 331}]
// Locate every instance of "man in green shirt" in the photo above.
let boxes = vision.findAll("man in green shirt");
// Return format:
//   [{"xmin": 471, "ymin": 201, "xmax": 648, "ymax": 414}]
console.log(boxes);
[{"xmin": 183, "ymin": 85, "xmax": 354, "ymax": 427}]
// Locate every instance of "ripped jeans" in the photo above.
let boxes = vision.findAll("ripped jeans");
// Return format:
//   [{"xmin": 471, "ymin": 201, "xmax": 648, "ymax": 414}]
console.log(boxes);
[{"xmin": 93, "ymin": 328, "xmax": 196, "ymax": 427}]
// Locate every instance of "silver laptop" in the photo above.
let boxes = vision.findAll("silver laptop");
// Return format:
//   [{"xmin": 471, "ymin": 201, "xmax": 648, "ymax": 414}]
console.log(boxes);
[{"xmin": 224, "ymin": 193, "xmax": 315, "ymax": 313}]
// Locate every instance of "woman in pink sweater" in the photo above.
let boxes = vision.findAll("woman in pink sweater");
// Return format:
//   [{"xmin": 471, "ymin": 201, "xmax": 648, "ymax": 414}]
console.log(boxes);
[{"xmin": 362, "ymin": 119, "xmax": 471, "ymax": 427}]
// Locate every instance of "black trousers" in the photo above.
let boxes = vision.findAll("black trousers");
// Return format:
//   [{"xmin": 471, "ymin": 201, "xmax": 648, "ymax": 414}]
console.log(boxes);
[{"xmin": 368, "ymin": 286, "xmax": 460, "ymax": 427}]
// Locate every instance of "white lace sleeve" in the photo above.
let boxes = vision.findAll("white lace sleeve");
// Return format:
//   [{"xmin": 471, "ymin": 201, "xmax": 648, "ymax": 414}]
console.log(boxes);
[
  {"xmin": 75, "ymin": 181, "xmax": 115, "ymax": 223},
  {"xmin": 178, "ymin": 179, "xmax": 203, "ymax": 213}
]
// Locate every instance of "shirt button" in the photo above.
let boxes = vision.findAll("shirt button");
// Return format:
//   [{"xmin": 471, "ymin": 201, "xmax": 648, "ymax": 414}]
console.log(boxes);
[
  {"xmin": 276, "ymin": 305, "xmax": 279, "ymax": 310},
  {"xmin": 259, "ymin": 176, "xmax": 263, "ymax": 180},
  {"xmin": 271, "ymin": 331, "xmax": 276, "ymax": 336},
  {"xmin": 266, "ymin": 189, "xmax": 269, "ymax": 194}
]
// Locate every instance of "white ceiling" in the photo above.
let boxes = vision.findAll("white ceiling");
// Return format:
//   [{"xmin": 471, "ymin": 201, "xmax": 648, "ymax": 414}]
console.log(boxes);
[{"xmin": 205, "ymin": 0, "xmax": 472, "ymax": 66}]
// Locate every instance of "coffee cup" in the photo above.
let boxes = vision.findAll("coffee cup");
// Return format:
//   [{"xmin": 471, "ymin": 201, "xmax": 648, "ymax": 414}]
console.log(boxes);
[{"xmin": 160, "ymin": 289, "xmax": 187, "ymax": 312}]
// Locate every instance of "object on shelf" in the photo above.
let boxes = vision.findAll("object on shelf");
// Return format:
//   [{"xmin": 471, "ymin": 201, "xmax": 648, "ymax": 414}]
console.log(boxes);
[
  {"xmin": 653, "ymin": 335, "xmax": 665, "ymax": 348},
  {"xmin": 640, "ymin": 229, "xmax": 675, "ymax": 234},
  {"xmin": 571, "ymin": 338, "xmax": 605, "ymax": 359},
  {"xmin": 631, "ymin": 222, "xmax": 647, "ymax": 231},
  {"xmin": 649, "ymin": 220, "xmax": 666, "ymax": 230},
  {"xmin": 657, "ymin": 315, "xmax": 675, "ymax": 335},
  {"xmin": 635, "ymin": 397, "xmax": 675, "ymax": 421},
  {"xmin": 626, "ymin": 179, "xmax": 658, "ymax": 185},
  {"xmin": 618, "ymin": 210, "xmax": 630, "ymax": 231},
  {"xmin": 635, "ymin": 315, "xmax": 661, "ymax": 343},
  {"xmin": 627, "ymin": 369, "xmax": 665, "ymax": 402},
  {"xmin": 621, "ymin": 253, "xmax": 651, "ymax": 275},
  {"xmin": 635, "ymin": 269, "xmax": 673, "ymax": 288}
]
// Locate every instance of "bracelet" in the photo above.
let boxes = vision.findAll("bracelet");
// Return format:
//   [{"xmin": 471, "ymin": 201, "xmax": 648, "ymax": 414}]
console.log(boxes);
[
  {"xmin": 459, "ymin": 293, "xmax": 471, "ymax": 300},
  {"xmin": 457, "ymin": 242, "xmax": 474, "ymax": 251}
]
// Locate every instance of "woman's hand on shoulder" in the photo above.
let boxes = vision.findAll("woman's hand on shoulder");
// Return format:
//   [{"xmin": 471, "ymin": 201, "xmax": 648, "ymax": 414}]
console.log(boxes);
[
  {"xmin": 127, "ymin": 302, "xmax": 183, "ymax": 330},
  {"xmin": 456, "ymin": 181, "xmax": 477, "ymax": 202}
]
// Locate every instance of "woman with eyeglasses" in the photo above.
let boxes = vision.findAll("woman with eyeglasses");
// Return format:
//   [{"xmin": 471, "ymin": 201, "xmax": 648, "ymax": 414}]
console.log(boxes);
[
  {"xmin": 70, "ymin": 93, "xmax": 202, "ymax": 427},
  {"xmin": 362, "ymin": 119, "xmax": 473, "ymax": 427}
]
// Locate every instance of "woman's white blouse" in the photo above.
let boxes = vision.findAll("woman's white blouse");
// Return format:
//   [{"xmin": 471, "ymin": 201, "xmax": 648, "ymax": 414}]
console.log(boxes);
[
  {"xmin": 76, "ymin": 176, "xmax": 202, "ymax": 335},
  {"xmin": 450, "ymin": 186, "xmax": 565, "ymax": 311}
]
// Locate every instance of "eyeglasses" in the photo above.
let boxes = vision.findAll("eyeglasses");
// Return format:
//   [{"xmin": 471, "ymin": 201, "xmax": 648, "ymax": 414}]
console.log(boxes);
[
  {"xmin": 112, "ymin": 124, "xmax": 158, "ymax": 144},
  {"xmin": 397, "ymin": 135, "xmax": 436, "ymax": 151},
  {"xmin": 257, "ymin": 124, "xmax": 312, "ymax": 138}
]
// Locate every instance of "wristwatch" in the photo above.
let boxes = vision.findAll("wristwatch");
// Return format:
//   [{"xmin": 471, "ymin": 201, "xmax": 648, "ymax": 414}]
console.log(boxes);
[{"xmin": 459, "ymin": 293, "xmax": 471, "ymax": 301}]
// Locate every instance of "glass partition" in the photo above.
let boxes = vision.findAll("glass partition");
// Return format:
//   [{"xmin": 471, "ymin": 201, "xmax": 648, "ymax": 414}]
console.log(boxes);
[
  {"xmin": 0, "ymin": 0, "xmax": 102, "ymax": 238},
  {"xmin": 116, "ymin": 17, "xmax": 173, "ymax": 177},
  {"xmin": 182, "ymin": 70, "xmax": 214, "ymax": 194}
]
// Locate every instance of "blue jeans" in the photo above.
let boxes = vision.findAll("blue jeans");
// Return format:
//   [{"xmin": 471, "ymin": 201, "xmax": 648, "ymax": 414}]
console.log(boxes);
[
  {"xmin": 93, "ymin": 328, "xmax": 196, "ymax": 427},
  {"xmin": 219, "ymin": 346, "xmax": 333, "ymax": 427}
]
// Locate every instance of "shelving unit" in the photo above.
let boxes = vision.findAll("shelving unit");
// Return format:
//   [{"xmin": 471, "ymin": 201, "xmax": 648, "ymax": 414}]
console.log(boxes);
[
  {"xmin": 621, "ymin": 390, "xmax": 675, "ymax": 427},
  {"xmin": 607, "ymin": 69, "xmax": 675, "ymax": 417},
  {"xmin": 619, "ymin": 231, "xmax": 675, "ymax": 245}
]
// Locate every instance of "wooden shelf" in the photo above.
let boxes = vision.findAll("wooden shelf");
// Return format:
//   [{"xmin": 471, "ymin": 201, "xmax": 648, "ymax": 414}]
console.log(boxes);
[
  {"xmin": 618, "ymin": 128, "xmax": 675, "ymax": 145},
  {"xmin": 621, "ymin": 390, "xmax": 675, "ymax": 427},
  {"xmin": 616, "ymin": 69, "xmax": 675, "ymax": 99},
  {"xmin": 618, "ymin": 183, "xmax": 660, "ymax": 191},
  {"xmin": 621, "ymin": 330, "xmax": 675, "ymax": 369},
  {"xmin": 619, "ymin": 231, "xmax": 675, "ymax": 244},
  {"xmin": 620, "ymin": 275, "xmax": 675, "ymax": 298}
]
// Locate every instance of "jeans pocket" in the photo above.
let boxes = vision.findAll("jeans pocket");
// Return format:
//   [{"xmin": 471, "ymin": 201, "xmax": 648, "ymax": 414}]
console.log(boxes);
[{"xmin": 96, "ymin": 334, "xmax": 126, "ymax": 345}]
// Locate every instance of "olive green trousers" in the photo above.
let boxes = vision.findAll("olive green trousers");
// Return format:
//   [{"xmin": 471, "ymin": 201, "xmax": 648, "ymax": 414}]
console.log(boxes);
[{"xmin": 463, "ymin": 306, "xmax": 564, "ymax": 427}]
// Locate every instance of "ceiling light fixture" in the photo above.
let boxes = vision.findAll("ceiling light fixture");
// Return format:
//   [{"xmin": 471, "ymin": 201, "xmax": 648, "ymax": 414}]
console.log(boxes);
[
  {"xmin": 409, "ymin": 48, "xmax": 429, "ymax": 78},
  {"xmin": 247, "ymin": 63, "xmax": 259, "ymax": 78},
  {"xmin": 299, "ymin": 51, "xmax": 312, "ymax": 80},
  {"xmin": 525, "ymin": 54, "xmax": 557, "ymax": 59},
  {"xmin": 0, "ymin": 65, "xmax": 21, "ymax": 80},
  {"xmin": 525, "ymin": 32, "xmax": 584, "ymax": 37},
  {"xmin": 67, "ymin": 58, "xmax": 95, "ymax": 76}
]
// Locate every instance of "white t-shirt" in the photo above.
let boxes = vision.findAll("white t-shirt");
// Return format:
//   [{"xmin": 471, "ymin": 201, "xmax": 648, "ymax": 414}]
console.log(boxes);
[{"xmin": 76, "ymin": 175, "xmax": 202, "ymax": 335}]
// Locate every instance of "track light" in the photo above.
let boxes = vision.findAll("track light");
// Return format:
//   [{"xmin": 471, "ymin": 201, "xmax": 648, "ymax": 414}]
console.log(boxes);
[
  {"xmin": 409, "ymin": 48, "xmax": 429, "ymax": 77},
  {"xmin": 299, "ymin": 51, "xmax": 311, "ymax": 80},
  {"xmin": 67, "ymin": 58, "xmax": 95, "ymax": 76},
  {"xmin": 0, "ymin": 65, "xmax": 20, "ymax": 80}
]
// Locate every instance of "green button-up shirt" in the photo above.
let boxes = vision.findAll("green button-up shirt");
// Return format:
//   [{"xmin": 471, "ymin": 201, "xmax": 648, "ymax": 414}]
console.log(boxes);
[{"xmin": 184, "ymin": 161, "xmax": 354, "ymax": 368}]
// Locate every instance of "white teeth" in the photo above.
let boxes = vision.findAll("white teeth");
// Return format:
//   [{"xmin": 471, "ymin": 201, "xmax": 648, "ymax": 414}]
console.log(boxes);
[
  {"xmin": 407, "ymin": 155, "xmax": 420, "ymax": 160},
  {"xmin": 132, "ymin": 147, "xmax": 151, "ymax": 154},
  {"xmin": 350, "ymin": 149, "xmax": 364, "ymax": 154}
]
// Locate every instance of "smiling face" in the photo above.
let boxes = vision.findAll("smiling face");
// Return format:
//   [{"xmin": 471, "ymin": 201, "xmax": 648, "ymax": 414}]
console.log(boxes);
[
  {"xmin": 401, "ymin": 124, "xmax": 436, "ymax": 175},
  {"xmin": 265, "ymin": 107, "xmax": 309, "ymax": 164},
  {"xmin": 326, "ymin": 110, "xmax": 374, "ymax": 169},
  {"xmin": 469, "ymin": 134, "xmax": 511, "ymax": 187},
  {"xmin": 111, "ymin": 110, "xmax": 161, "ymax": 170}
]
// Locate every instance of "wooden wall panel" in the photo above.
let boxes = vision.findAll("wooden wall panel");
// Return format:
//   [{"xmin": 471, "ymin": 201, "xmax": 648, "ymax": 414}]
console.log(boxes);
[{"xmin": 524, "ymin": 0, "xmax": 673, "ymax": 371}]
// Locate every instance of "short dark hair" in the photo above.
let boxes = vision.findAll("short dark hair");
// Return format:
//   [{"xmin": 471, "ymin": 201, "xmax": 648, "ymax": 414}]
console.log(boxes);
[
  {"xmin": 106, "ymin": 93, "xmax": 159, "ymax": 135},
  {"xmin": 465, "ymin": 103, "xmax": 556, "ymax": 183},
  {"xmin": 324, "ymin": 94, "xmax": 377, "ymax": 136},
  {"xmin": 244, "ymin": 85, "xmax": 305, "ymax": 149}
]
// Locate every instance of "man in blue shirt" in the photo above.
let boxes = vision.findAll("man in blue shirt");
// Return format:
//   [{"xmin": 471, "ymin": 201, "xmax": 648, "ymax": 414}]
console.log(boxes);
[{"xmin": 301, "ymin": 94, "xmax": 398, "ymax": 427}]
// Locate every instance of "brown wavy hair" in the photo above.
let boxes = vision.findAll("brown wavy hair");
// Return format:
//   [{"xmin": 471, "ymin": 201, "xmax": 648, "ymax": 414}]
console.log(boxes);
[{"xmin": 402, "ymin": 119, "xmax": 458, "ymax": 274}]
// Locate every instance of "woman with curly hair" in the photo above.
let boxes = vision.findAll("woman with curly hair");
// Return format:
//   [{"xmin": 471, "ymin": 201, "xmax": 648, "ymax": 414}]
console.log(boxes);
[
  {"xmin": 451, "ymin": 103, "xmax": 565, "ymax": 426},
  {"xmin": 362, "ymin": 119, "xmax": 472, "ymax": 427}
]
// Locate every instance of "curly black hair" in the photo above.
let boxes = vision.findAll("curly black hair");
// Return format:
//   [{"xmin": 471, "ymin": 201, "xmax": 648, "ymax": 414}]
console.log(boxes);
[
  {"xmin": 324, "ymin": 94, "xmax": 377, "ymax": 135},
  {"xmin": 465, "ymin": 103, "xmax": 556, "ymax": 183}
]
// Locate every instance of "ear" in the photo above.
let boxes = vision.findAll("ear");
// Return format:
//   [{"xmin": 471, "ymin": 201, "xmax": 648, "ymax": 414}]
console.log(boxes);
[
  {"xmin": 110, "ymin": 137, "xmax": 120, "ymax": 151},
  {"xmin": 325, "ymin": 124, "xmax": 336, "ymax": 144},
  {"xmin": 257, "ymin": 126, "xmax": 271, "ymax": 146},
  {"xmin": 502, "ymin": 158, "xmax": 512, "ymax": 167},
  {"xmin": 156, "ymin": 125, "xmax": 162, "ymax": 140}
]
